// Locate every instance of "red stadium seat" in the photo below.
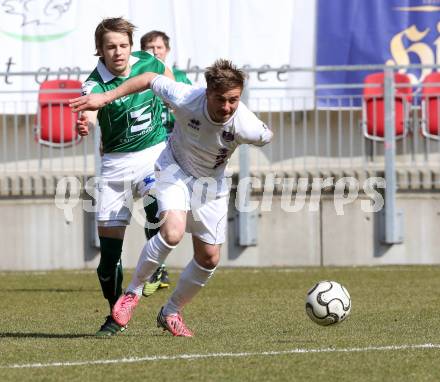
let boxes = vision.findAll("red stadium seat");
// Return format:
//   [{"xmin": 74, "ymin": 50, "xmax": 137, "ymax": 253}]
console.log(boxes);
[
  {"xmin": 35, "ymin": 79, "xmax": 82, "ymax": 147},
  {"xmin": 421, "ymin": 72, "xmax": 440, "ymax": 140},
  {"xmin": 362, "ymin": 72, "xmax": 412, "ymax": 141}
]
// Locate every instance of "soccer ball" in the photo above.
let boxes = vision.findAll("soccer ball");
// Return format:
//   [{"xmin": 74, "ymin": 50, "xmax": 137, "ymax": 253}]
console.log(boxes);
[{"xmin": 305, "ymin": 280, "xmax": 351, "ymax": 326}]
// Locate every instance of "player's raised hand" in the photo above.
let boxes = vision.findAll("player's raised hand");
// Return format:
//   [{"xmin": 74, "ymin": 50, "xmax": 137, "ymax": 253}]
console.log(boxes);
[
  {"xmin": 76, "ymin": 113, "xmax": 90, "ymax": 136},
  {"xmin": 69, "ymin": 93, "xmax": 109, "ymax": 112}
]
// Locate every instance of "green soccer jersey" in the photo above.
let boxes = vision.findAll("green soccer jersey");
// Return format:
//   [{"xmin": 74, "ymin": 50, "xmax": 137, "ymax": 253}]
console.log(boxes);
[
  {"xmin": 83, "ymin": 51, "xmax": 167, "ymax": 153},
  {"xmin": 161, "ymin": 67, "xmax": 192, "ymax": 133}
]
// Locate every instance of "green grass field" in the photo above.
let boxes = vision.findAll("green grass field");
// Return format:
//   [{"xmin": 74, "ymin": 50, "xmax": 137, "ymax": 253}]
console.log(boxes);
[{"xmin": 1, "ymin": 266, "xmax": 440, "ymax": 381}]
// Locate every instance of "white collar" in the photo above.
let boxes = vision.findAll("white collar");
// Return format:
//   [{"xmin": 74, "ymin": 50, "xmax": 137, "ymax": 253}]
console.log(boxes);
[{"xmin": 96, "ymin": 54, "xmax": 140, "ymax": 83}]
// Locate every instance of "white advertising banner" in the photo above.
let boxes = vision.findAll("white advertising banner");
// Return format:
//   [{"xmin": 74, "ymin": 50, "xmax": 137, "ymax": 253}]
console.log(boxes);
[{"xmin": 0, "ymin": 0, "xmax": 315, "ymax": 111}]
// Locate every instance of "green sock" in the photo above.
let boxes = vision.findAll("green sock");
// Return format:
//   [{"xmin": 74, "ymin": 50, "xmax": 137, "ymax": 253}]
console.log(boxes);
[{"xmin": 97, "ymin": 237, "xmax": 124, "ymax": 310}]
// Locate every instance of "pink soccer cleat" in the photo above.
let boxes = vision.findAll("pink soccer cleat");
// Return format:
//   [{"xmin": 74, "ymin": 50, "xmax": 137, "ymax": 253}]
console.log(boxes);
[
  {"xmin": 112, "ymin": 292, "xmax": 140, "ymax": 326},
  {"xmin": 156, "ymin": 307, "xmax": 193, "ymax": 337}
]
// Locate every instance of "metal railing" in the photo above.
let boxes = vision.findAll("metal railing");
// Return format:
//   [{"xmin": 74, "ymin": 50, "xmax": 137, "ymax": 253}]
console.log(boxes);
[
  {"xmin": 0, "ymin": 98, "xmax": 95, "ymax": 177},
  {"xmin": 0, "ymin": 65, "xmax": 439, "ymax": 189},
  {"xmin": 233, "ymin": 65, "xmax": 439, "ymax": 177}
]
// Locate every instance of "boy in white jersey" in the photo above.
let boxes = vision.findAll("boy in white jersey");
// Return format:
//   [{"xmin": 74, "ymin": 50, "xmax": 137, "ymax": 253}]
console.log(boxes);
[
  {"xmin": 75, "ymin": 17, "xmax": 173, "ymax": 337},
  {"xmin": 70, "ymin": 59, "xmax": 273, "ymax": 337}
]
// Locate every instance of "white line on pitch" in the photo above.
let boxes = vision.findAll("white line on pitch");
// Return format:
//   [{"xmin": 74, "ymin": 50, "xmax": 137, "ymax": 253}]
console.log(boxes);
[{"xmin": 2, "ymin": 343, "xmax": 440, "ymax": 369}]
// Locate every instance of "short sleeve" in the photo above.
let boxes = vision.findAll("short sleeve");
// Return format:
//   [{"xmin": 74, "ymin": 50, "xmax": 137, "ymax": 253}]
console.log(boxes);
[
  {"xmin": 235, "ymin": 104, "xmax": 273, "ymax": 147},
  {"xmin": 81, "ymin": 80, "xmax": 102, "ymax": 96}
]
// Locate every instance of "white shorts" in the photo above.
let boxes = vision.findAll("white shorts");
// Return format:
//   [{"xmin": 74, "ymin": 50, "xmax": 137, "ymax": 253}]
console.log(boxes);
[
  {"xmin": 96, "ymin": 142, "xmax": 166, "ymax": 226},
  {"xmin": 155, "ymin": 148, "xmax": 228, "ymax": 245}
]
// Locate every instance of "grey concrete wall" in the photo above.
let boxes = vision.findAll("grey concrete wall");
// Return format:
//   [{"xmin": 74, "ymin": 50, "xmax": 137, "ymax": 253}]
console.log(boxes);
[
  {"xmin": 321, "ymin": 194, "xmax": 440, "ymax": 265},
  {"xmin": 1, "ymin": 189, "xmax": 440, "ymax": 271},
  {"xmin": 222, "ymin": 195, "xmax": 321, "ymax": 267},
  {"xmin": 0, "ymin": 198, "xmax": 85, "ymax": 270}
]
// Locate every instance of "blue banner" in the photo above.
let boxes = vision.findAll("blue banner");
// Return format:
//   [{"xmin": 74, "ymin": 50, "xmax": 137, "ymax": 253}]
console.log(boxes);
[{"xmin": 316, "ymin": 0, "xmax": 440, "ymax": 105}]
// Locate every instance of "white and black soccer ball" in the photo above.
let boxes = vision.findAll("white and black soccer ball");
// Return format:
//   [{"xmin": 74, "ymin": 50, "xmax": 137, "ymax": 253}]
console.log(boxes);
[{"xmin": 305, "ymin": 280, "xmax": 351, "ymax": 326}]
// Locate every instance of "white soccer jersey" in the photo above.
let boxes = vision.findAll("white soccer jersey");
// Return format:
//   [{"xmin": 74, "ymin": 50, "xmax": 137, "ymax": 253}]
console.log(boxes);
[{"xmin": 151, "ymin": 75, "xmax": 273, "ymax": 180}]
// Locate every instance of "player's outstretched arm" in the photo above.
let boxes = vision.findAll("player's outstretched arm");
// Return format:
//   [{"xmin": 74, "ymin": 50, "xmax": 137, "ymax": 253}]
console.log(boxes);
[{"xmin": 69, "ymin": 72, "xmax": 160, "ymax": 112}]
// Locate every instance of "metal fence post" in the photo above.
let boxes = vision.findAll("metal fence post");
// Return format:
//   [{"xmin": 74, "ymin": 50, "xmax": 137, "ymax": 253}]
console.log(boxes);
[
  {"xmin": 91, "ymin": 122, "xmax": 101, "ymax": 248},
  {"xmin": 381, "ymin": 67, "xmax": 404, "ymax": 244},
  {"xmin": 237, "ymin": 83, "xmax": 258, "ymax": 246}
]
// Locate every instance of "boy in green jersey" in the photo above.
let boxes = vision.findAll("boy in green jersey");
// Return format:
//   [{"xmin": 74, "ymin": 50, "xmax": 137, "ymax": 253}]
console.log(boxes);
[
  {"xmin": 139, "ymin": 30, "xmax": 192, "ymax": 297},
  {"xmin": 75, "ymin": 17, "xmax": 173, "ymax": 337}
]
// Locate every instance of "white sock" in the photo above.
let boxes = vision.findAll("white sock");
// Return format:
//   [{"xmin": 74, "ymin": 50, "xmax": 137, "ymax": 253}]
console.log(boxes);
[
  {"xmin": 163, "ymin": 258, "xmax": 216, "ymax": 316},
  {"xmin": 127, "ymin": 232, "xmax": 175, "ymax": 295}
]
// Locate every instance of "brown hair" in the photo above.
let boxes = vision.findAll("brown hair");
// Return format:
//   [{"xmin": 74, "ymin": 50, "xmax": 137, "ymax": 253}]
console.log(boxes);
[
  {"xmin": 140, "ymin": 30, "xmax": 170, "ymax": 51},
  {"xmin": 205, "ymin": 59, "xmax": 247, "ymax": 93},
  {"xmin": 94, "ymin": 17, "xmax": 136, "ymax": 56}
]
